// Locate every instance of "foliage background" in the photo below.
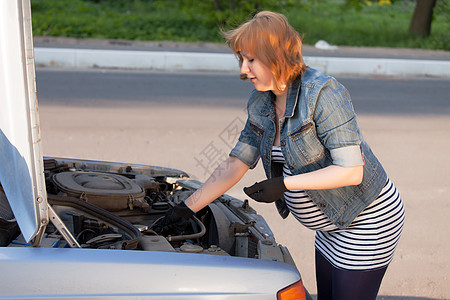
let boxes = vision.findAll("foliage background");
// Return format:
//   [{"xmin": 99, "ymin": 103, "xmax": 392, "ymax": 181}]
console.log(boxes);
[{"xmin": 31, "ymin": 0, "xmax": 449, "ymax": 50}]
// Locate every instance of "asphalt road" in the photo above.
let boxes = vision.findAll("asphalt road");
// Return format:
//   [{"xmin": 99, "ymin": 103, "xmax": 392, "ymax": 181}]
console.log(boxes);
[
  {"xmin": 35, "ymin": 68, "xmax": 450, "ymax": 300},
  {"xmin": 35, "ymin": 68, "xmax": 450, "ymax": 115}
]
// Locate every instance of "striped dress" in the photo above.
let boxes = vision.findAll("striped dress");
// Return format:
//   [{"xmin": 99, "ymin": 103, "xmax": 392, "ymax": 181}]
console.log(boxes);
[{"xmin": 272, "ymin": 146, "xmax": 405, "ymax": 270}]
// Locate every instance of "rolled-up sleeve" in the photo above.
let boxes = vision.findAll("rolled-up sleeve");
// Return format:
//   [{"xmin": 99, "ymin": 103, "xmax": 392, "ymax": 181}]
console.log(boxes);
[
  {"xmin": 313, "ymin": 78, "xmax": 364, "ymax": 167},
  {"xmin": 229, "ymin": 140, "xmax": 260, "ymax": 168},
  {"xmin": 229, "ymin": 117, "xmax": 260, "ymax": 169},
  {"xmin": 330, "ymin": 145, "xmax": 364, "ymax": 167}
]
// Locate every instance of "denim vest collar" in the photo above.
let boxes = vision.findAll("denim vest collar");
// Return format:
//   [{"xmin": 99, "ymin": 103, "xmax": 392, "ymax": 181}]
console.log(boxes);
[
  {"xmin": 258, "ymin": 93, "xmax": 274, "ymax": 117},
  {"xmin": 285, "ymin": 76, "xmax": 302, "ymax": 118},
  {"xmin": 258, "ymin": 76, "xmax": 302, "ymax": 118}
]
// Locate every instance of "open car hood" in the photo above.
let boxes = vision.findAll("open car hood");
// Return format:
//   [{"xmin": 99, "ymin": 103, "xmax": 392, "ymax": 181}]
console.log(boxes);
[{"xmin": 0, "ymin": 0, "xmax": 48, "ymax": 243}]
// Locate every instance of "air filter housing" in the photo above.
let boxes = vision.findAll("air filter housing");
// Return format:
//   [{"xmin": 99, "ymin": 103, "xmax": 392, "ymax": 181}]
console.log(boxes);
[{"xmin": 52, "ymin": 172, "xmax": 148, "ymax": 211}]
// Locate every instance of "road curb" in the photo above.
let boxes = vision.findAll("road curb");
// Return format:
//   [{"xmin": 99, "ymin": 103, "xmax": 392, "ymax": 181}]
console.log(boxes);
[{"xmin": 35, "ymin": 47, "xmax": 450, "ymax": 78}]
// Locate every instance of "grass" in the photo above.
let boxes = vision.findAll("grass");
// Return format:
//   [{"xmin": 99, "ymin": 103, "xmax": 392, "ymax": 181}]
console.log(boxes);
[
  {"xmin": 31, "ymin": 0, "xmax": 449, "ymax": 50},
  {"xmin": 286, "ymin": 0, "xmax": 449, "ymax": 50}
]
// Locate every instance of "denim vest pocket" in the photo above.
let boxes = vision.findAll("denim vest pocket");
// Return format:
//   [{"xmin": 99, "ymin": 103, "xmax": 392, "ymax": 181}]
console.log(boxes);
[
  {"xmin": 249, "ymin": 121, "xmax": 264, "ymax": 137},
  {"xmin": 289, "ymin": 122, "xmax": 324, "ymax": 165}
]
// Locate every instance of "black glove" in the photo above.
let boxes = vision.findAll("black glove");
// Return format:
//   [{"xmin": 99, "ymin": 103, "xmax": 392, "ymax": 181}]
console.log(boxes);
[
  {"xmin": 243, "ymin": 177, "xmax": 288, "ymax": 203},
  {"xmin": 153, "ymin": 201, "xmax": 195, "ymax": 236}
]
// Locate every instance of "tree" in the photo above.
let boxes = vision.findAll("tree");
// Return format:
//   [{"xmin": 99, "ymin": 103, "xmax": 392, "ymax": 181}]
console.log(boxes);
[{"xmin": 408, "ymin": 0, "xmax": 437, "ymax": 37}]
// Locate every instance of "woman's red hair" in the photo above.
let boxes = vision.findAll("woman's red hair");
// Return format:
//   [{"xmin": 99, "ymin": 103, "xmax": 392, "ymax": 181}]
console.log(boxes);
[{"xmin": 222, "ymin": 11, "xmax": 306, "ymax": 92}]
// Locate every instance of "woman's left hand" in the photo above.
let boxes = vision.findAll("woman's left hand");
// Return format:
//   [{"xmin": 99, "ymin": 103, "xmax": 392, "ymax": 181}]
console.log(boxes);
[{"xmin": 243, "ymin": 177, "xmax": 288, "ymax": 203}]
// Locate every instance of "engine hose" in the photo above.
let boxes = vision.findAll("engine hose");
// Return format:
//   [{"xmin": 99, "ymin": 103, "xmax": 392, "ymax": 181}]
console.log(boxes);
[
  {"xmin": 166, "ymin": 216, "xmax": 206, "ymax": 242},
  {"xmin": 47, "ymin": 194, "xmax": 141, "ymax": 250}
]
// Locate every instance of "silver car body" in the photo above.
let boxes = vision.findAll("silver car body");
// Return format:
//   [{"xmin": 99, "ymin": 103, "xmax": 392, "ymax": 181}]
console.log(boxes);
[{"xmin": 0, "ymin": 1, "xmax": 307, "ymax": 299}]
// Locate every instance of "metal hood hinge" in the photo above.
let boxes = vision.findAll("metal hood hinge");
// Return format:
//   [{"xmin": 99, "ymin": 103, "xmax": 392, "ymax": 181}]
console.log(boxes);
[{"xmin": 32, "ymin": 202, "xmax": 80, "ymax": 248}]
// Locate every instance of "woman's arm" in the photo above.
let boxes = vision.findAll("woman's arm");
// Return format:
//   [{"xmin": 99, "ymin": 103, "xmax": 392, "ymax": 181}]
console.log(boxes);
[
  {"xmin": 283, "ymin": 164, "xmax": 363, "ymax": 191},
  {"xmin": 185, "ymin": 156, "xmax": 250, "ymax": 212},
  {"xmin": 243, "ymin": 164, "xmax": 363, "ymax": 204}
]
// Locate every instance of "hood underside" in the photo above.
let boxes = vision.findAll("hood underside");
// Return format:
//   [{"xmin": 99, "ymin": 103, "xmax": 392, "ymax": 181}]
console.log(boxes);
[{"xmin": 0, "ymin": 0, "xmax": 48, "ymax": 242}]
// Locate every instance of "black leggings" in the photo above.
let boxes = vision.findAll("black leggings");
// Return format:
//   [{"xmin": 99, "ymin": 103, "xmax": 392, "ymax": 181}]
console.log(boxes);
[{"xmin": 315, "ymin": 249, "xmax": 388, "ymax": 300}]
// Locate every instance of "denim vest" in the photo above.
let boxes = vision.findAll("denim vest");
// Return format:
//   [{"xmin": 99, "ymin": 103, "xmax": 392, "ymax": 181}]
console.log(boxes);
[{"xmin": 230, "ymin": 68, "xmax": 387, "ymax": 229}]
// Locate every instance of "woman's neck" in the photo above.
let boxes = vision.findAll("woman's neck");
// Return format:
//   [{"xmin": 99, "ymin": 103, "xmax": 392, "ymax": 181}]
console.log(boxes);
[{"xmin": 274, "ymin": 91, "xmax": 287, "ymax": 119}]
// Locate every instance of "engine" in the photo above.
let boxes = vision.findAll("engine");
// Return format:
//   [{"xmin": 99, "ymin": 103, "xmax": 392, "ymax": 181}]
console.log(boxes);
[{"xmin": 0, "ymin": 157, "xmax": 293, "ymax": 265}]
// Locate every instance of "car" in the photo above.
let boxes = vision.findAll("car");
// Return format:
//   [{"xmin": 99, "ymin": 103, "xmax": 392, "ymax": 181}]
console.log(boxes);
[{"xmin": 0, "ymin": 1, "xmax": 312, "ymax": 299}]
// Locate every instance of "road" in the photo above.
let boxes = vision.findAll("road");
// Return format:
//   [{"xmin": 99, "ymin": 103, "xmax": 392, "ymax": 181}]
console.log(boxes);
[
  {"xmin": 35, "ymin": 68, "xmax": 450, "ymax": 300},
  {"xmin": 36, "ymin": 68, "xmax": 450, "ymax": 115}
]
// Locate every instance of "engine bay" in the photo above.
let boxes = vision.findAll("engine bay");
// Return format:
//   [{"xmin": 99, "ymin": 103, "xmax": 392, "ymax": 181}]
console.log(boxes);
[{"xmin": 1, "ymin": 157, "xmax": 293, "ymax": 264}]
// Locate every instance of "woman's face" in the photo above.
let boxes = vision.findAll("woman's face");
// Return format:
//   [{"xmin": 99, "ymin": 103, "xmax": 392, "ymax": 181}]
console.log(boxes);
[{"xmin": 240, "ymin": 51, "xmax": 278, "ymax": 93}]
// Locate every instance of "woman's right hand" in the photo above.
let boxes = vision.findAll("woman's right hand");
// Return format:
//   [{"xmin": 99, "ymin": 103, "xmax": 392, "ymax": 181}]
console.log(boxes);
[{"xmin": 153, "ymin": 201, "xmax": 195, "ymax": 236}]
